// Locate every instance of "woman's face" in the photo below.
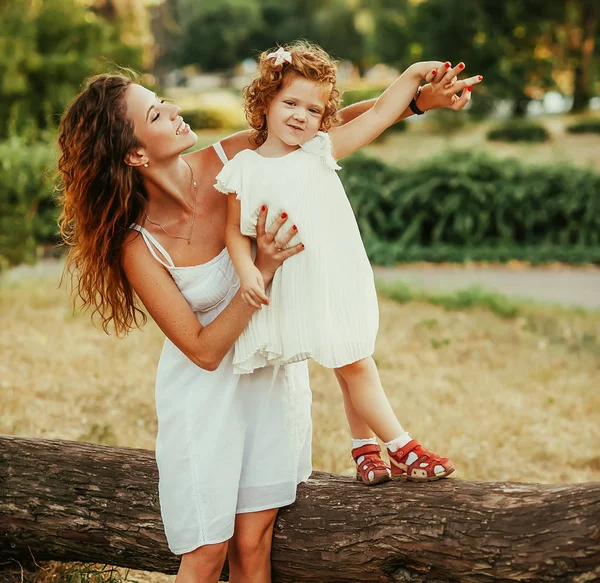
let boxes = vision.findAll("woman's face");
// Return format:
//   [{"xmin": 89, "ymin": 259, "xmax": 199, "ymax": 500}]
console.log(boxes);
[{"xmin": 125, "ymin": 83, "xmax": 197, "ymax": 166}]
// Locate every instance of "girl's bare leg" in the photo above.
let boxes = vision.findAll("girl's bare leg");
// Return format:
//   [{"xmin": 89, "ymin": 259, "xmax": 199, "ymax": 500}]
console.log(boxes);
[
  {"xmin": 335, "ymin": 356, "xmax": 405, "ymax": 443},
  {"xmin": 333, "ymin": 369, "xmax": 375, "ymax": 439}
]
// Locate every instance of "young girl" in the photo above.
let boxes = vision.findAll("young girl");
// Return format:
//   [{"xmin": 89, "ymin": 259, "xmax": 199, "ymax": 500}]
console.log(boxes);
[{"xmin": 215, "ymin": 41, "xmax": 482, "ymax": 486}]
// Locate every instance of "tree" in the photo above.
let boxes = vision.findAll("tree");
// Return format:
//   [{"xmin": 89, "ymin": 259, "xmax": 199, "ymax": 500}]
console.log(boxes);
[
  {"xmin": 568, "ymin": 0, "xmax": 598, "ymax": 112},
  {"xmin": 0, "ymin": 0, "xmax": 143, "ymax": 140},
  {"xmin": 2, "ymin": 435, "xmax": 600, "ymax": 582},
  {"xmin": 177, "ymin": 0, "xmax": 263, "ymax": 70},
  {"xmin": 408, "ymin": 0, "xmax": 564, "ymax": 116}
]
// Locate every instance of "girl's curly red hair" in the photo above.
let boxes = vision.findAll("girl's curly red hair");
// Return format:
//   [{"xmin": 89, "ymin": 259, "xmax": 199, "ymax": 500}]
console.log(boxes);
[{"xmin": 243, "ymin": 40, "xmax": 341, "ymax": 146}]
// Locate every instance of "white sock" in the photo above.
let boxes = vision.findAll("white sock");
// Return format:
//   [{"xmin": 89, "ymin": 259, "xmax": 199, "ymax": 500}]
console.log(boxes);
[
  {"xmin": 351, "ymin": 437, "xmax": 378, "ymax": 450},
  {"xmin": 385, "ymin": 432, "xmax": 412, "ymax": 452}
]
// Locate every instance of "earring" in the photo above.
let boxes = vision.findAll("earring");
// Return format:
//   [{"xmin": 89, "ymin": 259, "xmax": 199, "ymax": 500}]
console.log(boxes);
[{"xmin": 143, "ymin": 162, "xmax": 149, "ymax": 168}]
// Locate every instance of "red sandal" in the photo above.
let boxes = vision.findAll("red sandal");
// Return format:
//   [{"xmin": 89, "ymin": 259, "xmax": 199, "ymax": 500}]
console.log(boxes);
[
  {"xmin": 352, "ymin": 443, "xmax": 392, "ymax": 486},
  {"xmin": 387, "ymin": 440, "xmax": 454, "ymax": 481}
]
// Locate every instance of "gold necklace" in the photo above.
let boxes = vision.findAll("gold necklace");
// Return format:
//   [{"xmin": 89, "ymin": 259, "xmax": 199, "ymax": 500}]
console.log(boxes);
[{"xmin": 144, "ymin": 159, "xmax": 198, "ymax": 245}]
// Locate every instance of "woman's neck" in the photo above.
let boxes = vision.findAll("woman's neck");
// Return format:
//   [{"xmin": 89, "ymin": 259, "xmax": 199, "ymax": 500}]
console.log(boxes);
[{"xmin": 142, "ymin": 156, "xmax": 195, "ymax": 219}]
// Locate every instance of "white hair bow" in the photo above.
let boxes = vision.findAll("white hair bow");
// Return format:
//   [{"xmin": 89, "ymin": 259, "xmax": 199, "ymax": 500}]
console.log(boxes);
[{"xmin": 267, "ymin": 47, "xmax": 292, "ymax": 67}]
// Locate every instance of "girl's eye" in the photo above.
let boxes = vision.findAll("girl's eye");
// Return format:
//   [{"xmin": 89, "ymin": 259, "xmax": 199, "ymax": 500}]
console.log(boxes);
[
  {"xmin": 310, "ymin": 109, "xmax": 320, "ymax": 114},
  {"xmin": 284, "ymin": 101, "xmax": 295, "ymax": 106}
]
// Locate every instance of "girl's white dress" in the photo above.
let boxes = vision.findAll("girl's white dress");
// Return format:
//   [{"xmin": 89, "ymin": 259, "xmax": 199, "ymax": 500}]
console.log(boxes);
[
  {"xmin": 129, "ymin": 143, "xmax": 312, "ymax": 555},
  {"xmin": 214, "ymin": 132, "xmax": 379, "ymax": 375}
]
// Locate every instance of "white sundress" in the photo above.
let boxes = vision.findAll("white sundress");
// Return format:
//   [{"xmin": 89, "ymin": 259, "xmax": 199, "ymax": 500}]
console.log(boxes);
[
  {"xmin": 130, "ymin": 146, "xmax": 312, "ymax": 555},
  {"xmin": 214, "ymin": 131, "xmax": 379, "ymax": 375}
]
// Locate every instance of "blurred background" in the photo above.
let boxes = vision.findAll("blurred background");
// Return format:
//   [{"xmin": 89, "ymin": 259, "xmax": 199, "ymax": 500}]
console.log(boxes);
[{"xmin": 1, "ymin": 1, "xmax": 599, "ymax": 582}]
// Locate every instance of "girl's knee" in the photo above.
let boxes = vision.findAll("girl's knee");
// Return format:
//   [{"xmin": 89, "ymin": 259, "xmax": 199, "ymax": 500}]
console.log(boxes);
[{"xmin": 336, "ymin": 357, "xmax": 372, "ymax": 377}]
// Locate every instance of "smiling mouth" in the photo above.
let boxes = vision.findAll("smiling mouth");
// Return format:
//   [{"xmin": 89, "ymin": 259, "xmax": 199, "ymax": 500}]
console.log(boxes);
[
  {"xmin": 176, "ymin": 119, "xmax": 189, "ymax": 135},
  {"xmin": 288, "ymin": 124, "xmax": 304, "ymax": 131}
]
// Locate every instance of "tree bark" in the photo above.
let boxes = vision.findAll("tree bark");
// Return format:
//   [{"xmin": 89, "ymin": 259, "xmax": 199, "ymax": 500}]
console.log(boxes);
[
  {"xmin": 1, "ymin": 435, "xmax": 599, "ymax": 582},
  {"xmin": 571, "ymin": 0, "xmax": 598, "ymax": 113}
]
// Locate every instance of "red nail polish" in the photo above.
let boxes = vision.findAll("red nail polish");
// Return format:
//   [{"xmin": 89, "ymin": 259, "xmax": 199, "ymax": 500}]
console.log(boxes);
[
  {"xmin": 301, "ymin": 243, "xmax": 305, "ymax": 249},
  {"xmin": 468, "ymin": 86, "xmax": 472, "ymax": 92},
  {"xmin": 478, "ymin": 75, "xmax": 483, "ymax": 80},
  {"xmin": 459, "ymin": 63, "xmax": 464, "ymax": 69},
  {"xmin": 261, "ymin": 205, "xmax": 266, "ymax": 211},
  {"xmin": 445, "ymin": 62, "xmax": 451, "ymax": 68},
  {"xmin": 293, "ymin": 225, "xmax": 297, "ymax": 231},
  {"xmin": 431, "ymin": 69, "xmax": 437, "ymax": 76},
  {"xmin": 281, "ymin": 212, "xmax": 288, "ymax": 219}
]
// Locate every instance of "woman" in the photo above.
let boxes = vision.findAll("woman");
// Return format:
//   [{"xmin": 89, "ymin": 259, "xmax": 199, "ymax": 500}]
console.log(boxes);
[{"xmin": 57, "ymin": 65, "xmax": 473, "ymax": 583}]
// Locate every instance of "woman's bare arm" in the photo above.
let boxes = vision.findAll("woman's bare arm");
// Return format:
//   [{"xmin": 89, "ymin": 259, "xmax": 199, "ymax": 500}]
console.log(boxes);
[
  {"xmin": 122, "ymin": 234, "xmax": 260, "ymax": 371},
  {"xmin": 122, "ymin": 210, "xmax": 302, "ymax": 371}
]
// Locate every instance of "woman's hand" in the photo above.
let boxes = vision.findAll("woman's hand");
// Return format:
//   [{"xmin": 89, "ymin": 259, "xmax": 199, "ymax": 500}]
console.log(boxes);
[
  {"xmin": 417, "ymin": 61, "xmax": 483, "ymax": 112},
  {"xmin": 254, "ymin": 206, "xmax": 304, "ymax": 287}
]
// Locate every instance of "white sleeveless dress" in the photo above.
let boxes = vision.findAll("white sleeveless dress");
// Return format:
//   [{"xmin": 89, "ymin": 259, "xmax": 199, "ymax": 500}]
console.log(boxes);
[
  {"xmin": 214, "ymin": 132, "xmax": 379, "ymax": 375},
  {"xmin": 131, "ymin": 143, "xmax": 312, "ymax": 555}
]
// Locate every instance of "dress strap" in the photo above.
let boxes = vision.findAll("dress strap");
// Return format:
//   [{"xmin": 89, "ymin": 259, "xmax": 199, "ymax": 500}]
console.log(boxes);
[
  {"xmin": 130, "ymin": 224, "xmax": 176, "ymax": 269},
  {"xmin": 213, "ymin": 141, "xmax": 229, "ymax": 165}
]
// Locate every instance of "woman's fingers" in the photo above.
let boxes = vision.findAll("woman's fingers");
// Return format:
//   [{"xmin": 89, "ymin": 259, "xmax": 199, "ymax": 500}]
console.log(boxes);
[
  {"xmin": 443, "ymin": 62, "xmax": 465, "ymax": 86},
  {"xmin": 275, "ymin": 224, "xmax": 300, "ymax": 248},
  {"xmin": 280, "ymin": 242, "xmax": 305, "ymax": 259},
  {"xmin": 453, "ymin": 75, "xmax": 483, "ymax": 94},
  {"xmin": 266, "ymin": 212, "xmax": 289, "ymax": 241},
  {"xmin": 256, "ymin": 205, "xmax": 267, "ymax": 240},
  {"xmin": 451, "ymin": 87, "xmax": 472, "ymax": 110}
]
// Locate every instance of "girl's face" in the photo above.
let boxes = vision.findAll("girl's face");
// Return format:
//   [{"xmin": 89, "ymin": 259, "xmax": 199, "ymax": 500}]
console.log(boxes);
[
  {"xmin": 125, "ymin": 84, "xmax": 197, "ymax": 166},
  {"xmin": 266, "ymin": 74, "xmax": 331, "ymax": 147}
]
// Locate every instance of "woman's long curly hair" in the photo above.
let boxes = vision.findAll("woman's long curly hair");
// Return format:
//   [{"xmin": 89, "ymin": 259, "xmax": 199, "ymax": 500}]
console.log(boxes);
[
  {"xmin": 57, "ymin": 73, "xmax": 148, "ymax": 336},
  {"xmin": 243, "ymin": 40, "xmax": 341, "ymax": 146}
]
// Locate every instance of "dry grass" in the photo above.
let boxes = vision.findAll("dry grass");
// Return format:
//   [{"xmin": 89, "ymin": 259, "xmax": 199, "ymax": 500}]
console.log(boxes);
[{"xmin": 1, "ymin": 276, "xmax": 599, "ymax": 582}]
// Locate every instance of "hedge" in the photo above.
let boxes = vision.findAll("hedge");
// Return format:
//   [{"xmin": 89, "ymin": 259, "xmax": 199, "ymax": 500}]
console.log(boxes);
[
  {"xmin": 486, "ymin": 120, "xmax": 550, "ymax": 142},
  {"xmin": 340, "ymin": 150, "xmax": 600, "ymax": 264},
  {"xmin": 2, "ymin": 141, "xmax": 600, "ymax": 269},
  {"xmin": 566, "ymin": 119, "xmax": 600, "ymax": 135},
  {"xmin": 0, "ymin": 136, "xmax": 58, "ymax": 268}
]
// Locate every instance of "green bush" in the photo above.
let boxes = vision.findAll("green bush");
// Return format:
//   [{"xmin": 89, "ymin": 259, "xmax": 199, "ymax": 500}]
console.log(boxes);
[
  {"xmin": 566, "ymin": 119, "xmax": 600, "ymax": 135},
  {"xmin": 0, "ymin": 136, "xmax": 58, "ymax": 268},
  {"xmin": 341, "ymin": 87, "xmax": 383, "ymax": 107},
  {"xmin": 341, "ymin": 88, "xmax": 406, "ymax": 139},
  {"xmin": 340, "ymin": 150, "xmax": 600, "ymax": 264},
  {"xmin": 486, "ymin": 120, "xmax": 550, "ymax": 142},
  {"xmin": 180, "ymin": 106, "xmax": 245, "ymax": 131}
]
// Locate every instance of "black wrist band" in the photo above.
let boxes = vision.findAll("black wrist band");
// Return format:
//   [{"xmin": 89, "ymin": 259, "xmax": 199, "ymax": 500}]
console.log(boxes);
[{"xmin": 409, "ymin": 85, "xmax": 425, "ymax": 115}]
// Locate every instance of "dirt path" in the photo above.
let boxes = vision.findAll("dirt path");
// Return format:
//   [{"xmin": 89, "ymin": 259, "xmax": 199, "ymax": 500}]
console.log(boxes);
[
  {"xmin": 4, "ymin": 259, "xmax": 600, "ymax": 310},
  {"xmin": 373, "ymin": 265, "xmax": 600, "ymax": 310}
]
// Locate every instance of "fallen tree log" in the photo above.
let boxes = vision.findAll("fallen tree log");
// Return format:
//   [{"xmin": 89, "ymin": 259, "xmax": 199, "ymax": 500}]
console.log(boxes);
[{"xmin": 1, "ymin": 435, "xmax": 599, "ymax": 582}]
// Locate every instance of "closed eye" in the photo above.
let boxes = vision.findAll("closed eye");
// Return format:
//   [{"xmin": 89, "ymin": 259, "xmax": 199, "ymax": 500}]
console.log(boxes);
[{"xmin": 152, "ymin": 99, "xmax": 166, "ymax": 122}]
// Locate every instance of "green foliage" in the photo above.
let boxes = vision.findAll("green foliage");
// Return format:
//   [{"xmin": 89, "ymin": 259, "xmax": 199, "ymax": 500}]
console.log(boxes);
[
  {"xmin": 341, "ymin": 88, "xmax": 406, "ymax": 138},
  {"xmin": 342, "ymin": 88, "xmax": 383, "ymax": 107},
  {"xmin": 486, "ymin": 120, "xmax": 550, "ymax": 142},
  {"xmin": 340, "ymin": 150, "xmax": 600, "ymax": 264},
  {"xmin": 566, "ymin": 119, "xmax": 600, "ymax": 134},
  {"xmin": 0, "ymin": 0, "xmax": 143, "ymax": 140},
  {"xmin": 181, "ymin": 107, "xmax": 245, "ymax": 130},
  {"xmin": 0, "ymin": 137, "xmax": 58, "ymax": 269}
]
